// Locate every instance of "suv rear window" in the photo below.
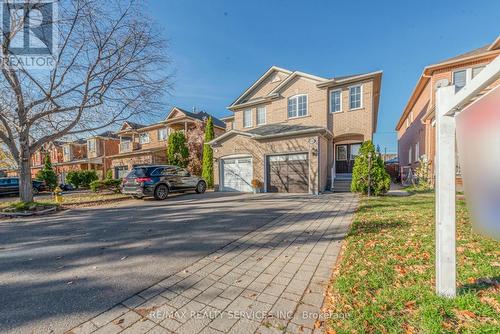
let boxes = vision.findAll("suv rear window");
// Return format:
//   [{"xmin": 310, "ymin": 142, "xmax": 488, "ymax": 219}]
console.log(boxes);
[{"xmin": 126, "ymin": 167, "xmax": 156, "ymax": 178}]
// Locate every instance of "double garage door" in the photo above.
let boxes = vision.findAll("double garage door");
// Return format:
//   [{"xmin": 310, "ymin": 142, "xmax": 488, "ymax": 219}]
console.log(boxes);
[{"xmin": 220, "ymin": 153, "xmax": 309, "ymax": 193}]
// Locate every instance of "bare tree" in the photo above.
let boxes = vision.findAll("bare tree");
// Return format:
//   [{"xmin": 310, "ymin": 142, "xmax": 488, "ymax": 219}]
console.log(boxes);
[{"xmin": 0, "ymin": 0, "xmax": 170, "ymax": 201}]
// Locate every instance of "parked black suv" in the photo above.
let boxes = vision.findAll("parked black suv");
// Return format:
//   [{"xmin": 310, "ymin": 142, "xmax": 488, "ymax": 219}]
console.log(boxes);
[
  {"xmin": 121, "ymin": 165, "xmax": 207, "ymax": 200},
  {"xmin": 0, "ymin": 177, "xmax": 45, "ymax": 196}
]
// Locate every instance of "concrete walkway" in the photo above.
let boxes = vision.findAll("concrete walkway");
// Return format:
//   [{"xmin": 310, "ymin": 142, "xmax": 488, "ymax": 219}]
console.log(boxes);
[{"xmin": 70, "ymin": 193, "xmax": 358, "ymax": 334}]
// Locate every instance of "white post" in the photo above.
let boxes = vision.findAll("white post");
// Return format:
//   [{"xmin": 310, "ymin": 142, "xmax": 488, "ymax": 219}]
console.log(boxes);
[{"xmin": 435, "ymin": 85, "xmax": 457, "ymax": 297}]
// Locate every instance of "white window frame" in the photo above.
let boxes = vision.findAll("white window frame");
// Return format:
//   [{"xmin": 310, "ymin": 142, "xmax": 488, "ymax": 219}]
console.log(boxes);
[
  {"xmin": 452, "ymin": 69, "xmax": 468, "ymax": 93},
  {"xmin": 415, "ymin": 142, "xmax": 420, "ymax": 162},
  {"xmin": 256, "ymin": 106, "xmax": 266, "ymax": 126},
  {"xmin": 139, "ymin": 132, "xmax": 150, "ymax": 144},
  {"xmin": 329, "ymin": 89, "xmax": 342, "ymax": 113},
  {"xmin": 87, "ymin": 139, "xmax": 96, "ymax": 152},
  {"xmin": 409, "ymin": 146, "xmax": 413, "ymax": 164},
  {"xmin": 471, "ymin": 65, "xmax": 485, "ymax": 79},
  {"xmin": 287, "ymin": 94, "xmax": 308, "ymax": 119},
  {"xmin": 158, "ymin": 128, "xmax": 168, "ymax": 141},
  {"xmin": 349, "ymin": 84, "xmax": 363, "ymax": 110},
  {"xmin": 243, "ymin": 109, "xmax": 252, "ymax": 128}
]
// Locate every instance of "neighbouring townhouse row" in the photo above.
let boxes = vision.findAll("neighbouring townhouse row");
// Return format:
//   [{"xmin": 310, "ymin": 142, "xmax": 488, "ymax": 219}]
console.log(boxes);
[
  {"xmin": 29, "ymin": 107, "xmax": 226, "ymax": 182},
  {"xmin": 209, "ymin": 66, "xmax": 382, "ymax": 194},
  {"xmin": 396, "ymin": 35, "xmax": 500, "ymax": 185}
]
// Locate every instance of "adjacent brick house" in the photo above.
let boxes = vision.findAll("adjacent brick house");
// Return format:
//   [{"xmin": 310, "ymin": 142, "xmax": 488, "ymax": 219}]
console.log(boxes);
[
  {"xmin": 109, "ymin": 107, "xmax": 225, "ymax": 178},
  {"xmin": 30, "ymin": 132, "xmax": 120, "ymax": 183},
  {"xmin": 396, "ymin": 35, "xmax": 500, "ymax": 185},
  {"xmin": 209, "ymin": 66, "xmax": 382, "ymax": 193}
]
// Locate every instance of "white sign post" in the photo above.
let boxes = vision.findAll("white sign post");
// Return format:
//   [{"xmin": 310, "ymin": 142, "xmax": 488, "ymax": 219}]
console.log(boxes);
[
  {"xmin": 435, "ymin": 55, "xmax": 500, "ymax": 298},
  {"xmin": 435, "ymin": 86, "xmax": 457, "ymax": 297}
]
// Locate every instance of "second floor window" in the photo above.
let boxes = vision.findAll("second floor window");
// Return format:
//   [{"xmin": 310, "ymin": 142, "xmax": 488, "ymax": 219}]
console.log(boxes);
[
  {"xmin": 139, "ymin": 133, "xmax": 150, "ymax": 144},
  {"xmin": 453, "ymin": 70, "xmax": 467, "ymax": 92},
  {"xmin": 349, "ymin": 85, "xmax": 362, "ymax": 109},
  {"xmin": 63, "ymin": 146, "xmax": 70, "ymax": 155},
  {"xmin": 243, "ymin": 109, "xmax": 252, "ymax": 128},
  {"xmin": 158, "ymin": 128, "xmax": 168, "ymax": 141},
  {"xmin": 288, "ymin": 94, "xmax": 308, "ymax": 118},
  {"xmin": 472, "ymin": 66, "xmax": 485, "ymax": 79},
  {"xmin": 256, "ymin": 106, "xmax": 266, "ymax": 125},
  {"xmin": 88, "ymin": 139, "xmax": 96, "ymax": 152},
  {"xmin": 329, "ymin": 89, "xmax": 342, "ymax": 113}
]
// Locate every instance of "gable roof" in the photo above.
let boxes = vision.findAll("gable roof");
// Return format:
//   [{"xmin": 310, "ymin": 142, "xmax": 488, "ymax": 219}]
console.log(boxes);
[
  {"xmin": 120, "ymin": 121, "xmax": 147, "ymax": 132},
  {"xmin": 228, "ymin": 66, "xmax": 293, "ymax": 108},
  {"xmin": 267, "ymin": 71, "xmax": 328, "ymax": 95},
  {"xmin": 396, "ymin": 35, "xmax": 500, "ymax": 131},
  {"xmin": 229, "ymin": 66, "xmax": 382, "ymax": 110},
  {"xmin": 165, "ymin": 106, "xmax": 226, "ymax": 129}
]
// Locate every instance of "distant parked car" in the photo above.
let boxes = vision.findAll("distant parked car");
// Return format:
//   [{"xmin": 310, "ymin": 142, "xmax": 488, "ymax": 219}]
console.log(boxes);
[
  {"xmin": 121, "ymin": 165, "xmax": 207, "ymax": 200},
  {"xmin": 0, "ymin": 177, "xmax": 46, "ymax": 196},
  {"xmin": 59, "ymin": 183, "xmax": 75, "ymax": 191}
]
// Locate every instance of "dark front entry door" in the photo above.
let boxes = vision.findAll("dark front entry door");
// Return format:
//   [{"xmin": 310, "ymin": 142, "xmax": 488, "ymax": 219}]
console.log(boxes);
[{"xmin": 335, "ymin": 143, "xmax": 361, "ymax": 174}]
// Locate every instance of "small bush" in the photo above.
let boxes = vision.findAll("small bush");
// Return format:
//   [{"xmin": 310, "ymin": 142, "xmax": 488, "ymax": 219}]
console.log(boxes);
[
  {"xmin": 66, "ymin": 170, "xmax": 99, "ymax": 189},
  {"xmin": 90, "ymin": 179, "xmax": 122, "ymax": 193},
  {"xmin": 351, "ymin": 141, "xmax": 391, "ymax": 196},
  {"xmin": 105, "ymin": 169, "xmax": 113, "ymax": 180}
]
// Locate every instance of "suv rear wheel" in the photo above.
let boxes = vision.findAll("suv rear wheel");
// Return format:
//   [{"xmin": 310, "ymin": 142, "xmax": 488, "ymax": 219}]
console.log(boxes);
[
  {"xmin": 154, "ymin": 184, "xmax": 169, "ymax": 200},
  {"xmin": 195, "ymin": 181, "xmax": 206, "ymax": 194},
  {"xmin": 32, "ymin": 187, "xmax": 39, "ymax": 195}
]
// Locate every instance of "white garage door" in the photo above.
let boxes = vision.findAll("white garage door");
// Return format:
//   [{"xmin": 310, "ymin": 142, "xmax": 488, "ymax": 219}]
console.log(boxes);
[{"xmin": 221, "ymin": 157, "xmax": 253, "ymax": 192}]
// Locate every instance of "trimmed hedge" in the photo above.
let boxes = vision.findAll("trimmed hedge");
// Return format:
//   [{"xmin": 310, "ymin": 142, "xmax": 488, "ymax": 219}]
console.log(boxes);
[
  {"xmin": 66, "ymin": 170, "xmax": 99, "ymax": 189},
  {"xmin": 90, "ymin": 179, "xmax": 122, "ymax": 193}
]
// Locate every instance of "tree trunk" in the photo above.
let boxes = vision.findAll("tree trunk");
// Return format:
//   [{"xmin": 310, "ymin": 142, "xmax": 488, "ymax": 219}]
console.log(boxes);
[{"xmin": 19, "ymin": 144, "xmax": 34, "ymax": 203}]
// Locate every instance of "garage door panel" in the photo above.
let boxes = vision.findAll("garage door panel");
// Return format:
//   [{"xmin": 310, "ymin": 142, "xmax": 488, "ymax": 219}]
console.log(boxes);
[
  {"xmin": 221, "ymin": 157, "xmax": 253, "ymax": 192},
  {"xmin": 267, "ymin": 154, "xmax": 309, "ymax": 193}
]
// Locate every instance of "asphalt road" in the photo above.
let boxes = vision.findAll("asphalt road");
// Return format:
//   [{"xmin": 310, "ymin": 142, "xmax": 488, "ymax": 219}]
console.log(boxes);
[{"xmin": 0, "ymin": 192, "xmax": 316, "ymax": 334}]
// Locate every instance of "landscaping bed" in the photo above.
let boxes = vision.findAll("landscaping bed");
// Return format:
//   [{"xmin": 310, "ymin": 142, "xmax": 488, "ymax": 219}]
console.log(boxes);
[
  {"xmin": 326, "ymin": 193, "xmax": 499, "ymax": 333},
  {"xmin": 0, "ymin": 192, "xmax": 130, "ymax": 214},
  {"xmin": 0, "ymin": 201, "xmax": 59, "ymax": 216}
]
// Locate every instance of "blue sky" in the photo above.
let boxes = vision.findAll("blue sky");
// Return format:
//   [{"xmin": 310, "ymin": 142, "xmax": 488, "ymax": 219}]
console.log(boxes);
[{"xmin": 147, "ymin": 0, "xmax": 499, "ymax": 153}]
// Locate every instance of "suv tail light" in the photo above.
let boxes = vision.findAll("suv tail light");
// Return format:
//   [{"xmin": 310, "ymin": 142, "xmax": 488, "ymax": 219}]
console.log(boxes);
[{"xmin": 135, "ymin": 177, "xmax": 152, "ymax": 183}]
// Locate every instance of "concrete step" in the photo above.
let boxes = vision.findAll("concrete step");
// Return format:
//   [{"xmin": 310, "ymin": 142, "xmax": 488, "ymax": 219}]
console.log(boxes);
[{"xmin": 332, "ymin": 178, "xmax": 352, "ymax": 193}]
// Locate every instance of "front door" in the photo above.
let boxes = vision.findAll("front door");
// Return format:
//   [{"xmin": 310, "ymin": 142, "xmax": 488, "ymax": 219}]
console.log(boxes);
[{"xmin": 335, "ymin": 143, "xmax": 361, "ymax": 174}]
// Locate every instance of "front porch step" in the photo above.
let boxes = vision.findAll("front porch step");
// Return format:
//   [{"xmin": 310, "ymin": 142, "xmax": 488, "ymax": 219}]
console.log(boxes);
[{"xmin": 333, "ymin": 178, "xmax": 352, "ymax": 193}]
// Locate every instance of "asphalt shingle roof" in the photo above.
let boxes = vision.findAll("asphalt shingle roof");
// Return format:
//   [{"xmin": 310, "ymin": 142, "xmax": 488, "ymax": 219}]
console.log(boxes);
[
  {"xmin": 175, "ymin": 108, "xmax": 226, "ymax": 129},
  {"xmin": 246, "ymin": 123, "xmax": 325, "ymax": 136}
]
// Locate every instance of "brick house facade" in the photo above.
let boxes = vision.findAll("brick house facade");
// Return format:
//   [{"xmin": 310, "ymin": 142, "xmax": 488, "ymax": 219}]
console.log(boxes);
[
  {"xmin": 209, "ymin": 66, "xmax": 382, "ymax": 194},
  {"xmin": 396, "ymin": 35, "xmax": 500, "ymax": 185},
  {"xmin": 109, "ymin": 107, "xmax": 226, "ymax": 178}
]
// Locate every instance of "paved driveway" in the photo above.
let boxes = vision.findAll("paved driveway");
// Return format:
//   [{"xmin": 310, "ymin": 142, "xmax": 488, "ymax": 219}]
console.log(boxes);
[{"xmin": 0, "ymin": 192, "xmax": 357, "ymax": 334}]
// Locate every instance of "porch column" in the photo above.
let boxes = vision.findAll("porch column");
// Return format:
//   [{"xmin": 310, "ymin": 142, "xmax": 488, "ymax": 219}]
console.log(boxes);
[
  {"xmin": 184, "ymin": 121, "xmax": 188, "ymax": 132},
  {"xmin": 435, "ymin": 85, "xmax": 456, "ymax": 297}
]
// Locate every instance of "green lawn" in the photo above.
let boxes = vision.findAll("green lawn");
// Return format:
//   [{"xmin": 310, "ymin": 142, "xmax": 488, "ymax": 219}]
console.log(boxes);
[{"xmin": 328, "ymin": 193, "xmax": 499, "ymax": 334}]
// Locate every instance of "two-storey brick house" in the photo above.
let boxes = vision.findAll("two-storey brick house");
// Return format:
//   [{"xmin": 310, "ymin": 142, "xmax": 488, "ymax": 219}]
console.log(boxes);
[
  {"xmin": 209, "ymin": 66, "xmax": 382, "ymax": 193},
  {"xmin": 396, "ymin": 35, "xmax": 500, "ymax": 185},
  {"xmin": 109, "ymin": 107, "xmax": 226, "ymax": 178}
]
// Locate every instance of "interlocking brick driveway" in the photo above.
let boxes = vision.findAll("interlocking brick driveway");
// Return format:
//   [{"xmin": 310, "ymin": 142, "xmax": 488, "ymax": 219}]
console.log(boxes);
[{"xmin": 70, "ymin": 193, "xmax": 358, "ymax": 334}]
